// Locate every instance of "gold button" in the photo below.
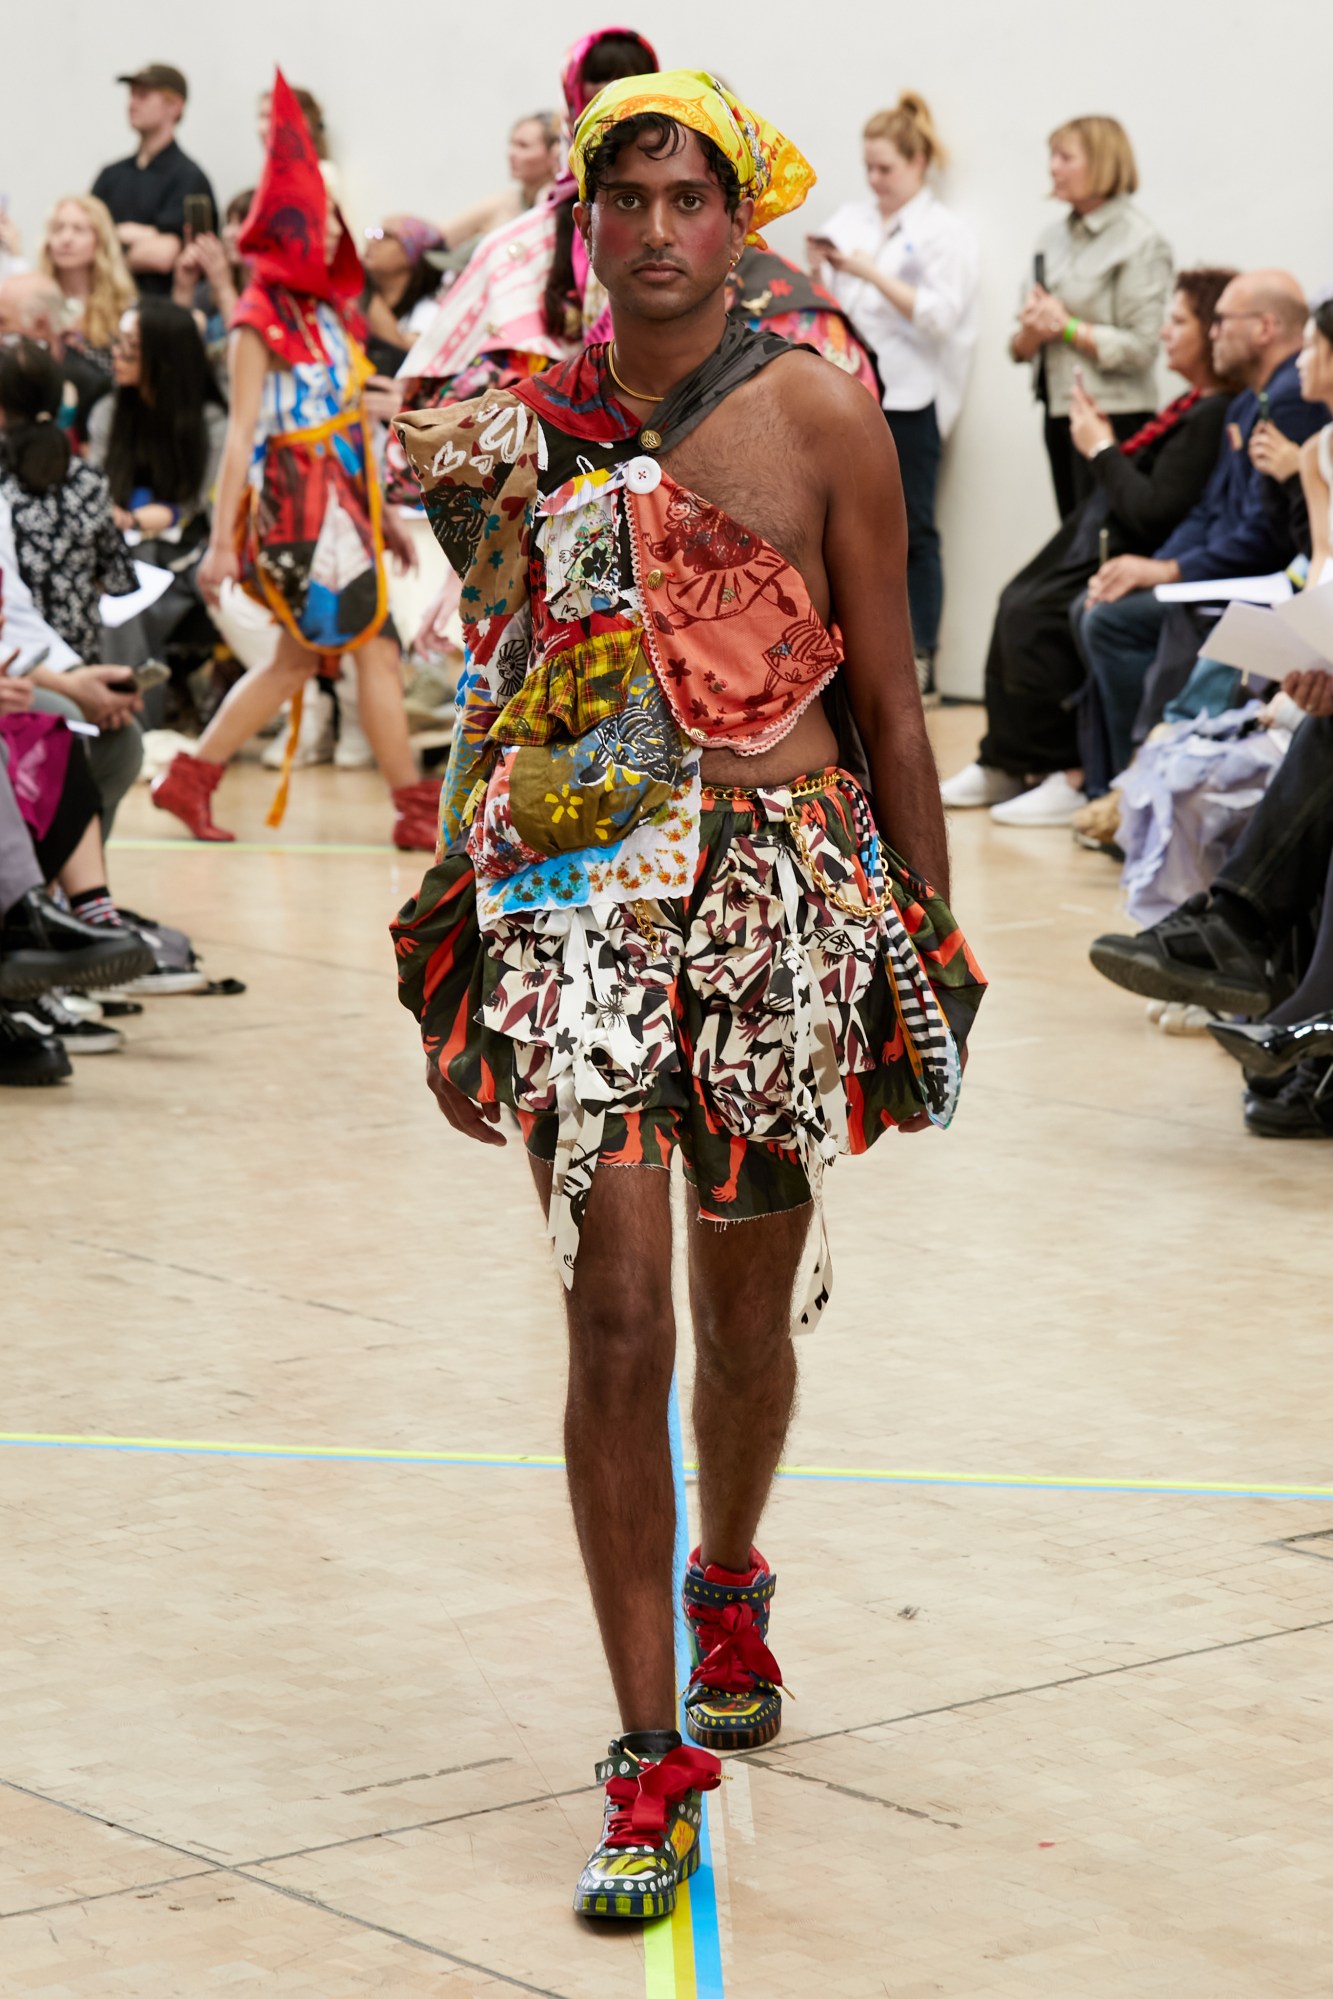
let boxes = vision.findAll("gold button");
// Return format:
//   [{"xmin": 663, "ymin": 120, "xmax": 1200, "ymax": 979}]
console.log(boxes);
[
  {"xmin": 646, "ymin": 568, "xmax": 664, "ymax": 588},
  {"xmin": 640, "ymin": 429, "xmax": 662, "ymax": 450}
]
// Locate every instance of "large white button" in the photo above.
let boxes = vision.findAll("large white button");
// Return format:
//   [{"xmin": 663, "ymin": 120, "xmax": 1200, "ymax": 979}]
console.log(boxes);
[{"xmin": 623, "ymin": 455, "xmax": 662, "ymax": 494}]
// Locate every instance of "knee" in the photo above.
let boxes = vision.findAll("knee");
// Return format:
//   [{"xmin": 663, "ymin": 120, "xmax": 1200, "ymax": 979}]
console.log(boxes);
[
  {"xmin": 693, "ymin": 1292, "xmax": 793, "ymax": 1384},
  {"xmin": 568, "ymin": 1291, "xmax": 675, "ymax": 1404}
]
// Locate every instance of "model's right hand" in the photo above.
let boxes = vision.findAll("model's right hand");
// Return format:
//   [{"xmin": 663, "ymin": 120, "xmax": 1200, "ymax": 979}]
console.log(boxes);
[
  {"xmin": 424, "ymin": 1055, "xmax": 506, "ymax": 1146},
  {"xmin": 198, "ymin": 545, "xmax": 240, "ymax": 607}
]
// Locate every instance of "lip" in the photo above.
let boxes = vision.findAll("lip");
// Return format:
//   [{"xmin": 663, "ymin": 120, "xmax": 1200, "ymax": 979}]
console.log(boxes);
[{"xmin": 634, "ymin": 261, "xmax": 686, "ymax": 281}]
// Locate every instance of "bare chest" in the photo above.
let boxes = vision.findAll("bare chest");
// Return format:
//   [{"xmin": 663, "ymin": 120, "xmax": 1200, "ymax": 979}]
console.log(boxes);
[{"xmin": 654, "ymin": 389, "xmax": 827, "ymax": 613}]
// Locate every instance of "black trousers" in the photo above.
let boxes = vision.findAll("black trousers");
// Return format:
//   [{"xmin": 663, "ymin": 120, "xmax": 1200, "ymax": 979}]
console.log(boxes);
[
  {"xmin": 1215, "ymin": 714, "xmax": 1333, "ymax": 934},
  {"xmin": 977, "ymin": 513, "xmax": 1101, "ymax": 777},
  {"xmin": 884, "ymin": 403, "xmax": 942, "ymax": 659},
  {"xmin": 1043, "ymin": 409, "xmax": 1154, "ymax": 520},
  {"xmin": 32, "ymin": 735, "xmax": 102, "ymax": 883}
]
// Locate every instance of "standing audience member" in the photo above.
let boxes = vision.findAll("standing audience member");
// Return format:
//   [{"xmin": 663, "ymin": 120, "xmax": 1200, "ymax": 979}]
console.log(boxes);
[
  {"xmin": 39, "ymin": 196, "xmax": 136, "ymax": 376},
  {"xmin": 91, "ymin": 64, "xmax": 217, "ymax": 296},
  {"xmin": 1011, "ymin": 115, "xmax": 1172, "ymax": 519},
  {"xmin": 1074, "ymin": 270, "xmax": 1322, "ymax": 791},
  {"xmin": 809, "ymin": 92, "xmax": 979, "ymax": 695},
  {"xmin": 942, "ymin": 268, "xmax": 1237, "ymax": 819},
  {"xmin": 436, "ymin": 112, "xmax": 563, "ymax": 249},
  {"xmin": 0, "ymin": 271, "xmax": 112, "ymax": 446},
  {"xmin": 151, "ymin": 73, "xmax": 431, "ymax": 850}
]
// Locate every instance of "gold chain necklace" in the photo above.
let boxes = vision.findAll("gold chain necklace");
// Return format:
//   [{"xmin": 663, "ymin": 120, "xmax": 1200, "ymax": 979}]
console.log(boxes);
[{"xmin": 607, "ymin": 344, "xmax": 665, "ymax": 404}]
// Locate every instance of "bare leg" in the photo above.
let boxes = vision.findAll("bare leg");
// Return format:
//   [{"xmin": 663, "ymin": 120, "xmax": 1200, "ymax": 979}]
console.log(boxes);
[
  {"xmin": 688, "ymin": 1198, "xmax": 807, "ymax": 1573},
  {"xmin": 194, "ymin": 630, "xmax": 314, "ymax": 766},
  {"xmin": 350, "ymin": 636, "xmax": 417, "ymax": 791},
  {"xmin": 529, "ymin": 1155, "xmax": 678, "ymax": 1732},
  {"xmin": 55, "ymin": 816, "xmax": 109, "ymax": 899}
]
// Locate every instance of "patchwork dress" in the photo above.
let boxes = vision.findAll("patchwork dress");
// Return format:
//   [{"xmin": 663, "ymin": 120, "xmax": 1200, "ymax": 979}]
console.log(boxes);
[{"xmin": 391, "ymin": 328, "xmax": 985, "ymax": 1324}]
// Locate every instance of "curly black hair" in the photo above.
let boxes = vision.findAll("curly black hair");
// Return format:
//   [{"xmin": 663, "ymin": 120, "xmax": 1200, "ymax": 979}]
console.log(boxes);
[{"xmin": 580, "ymin": 113, "xmax": 742, "ymax": 215}]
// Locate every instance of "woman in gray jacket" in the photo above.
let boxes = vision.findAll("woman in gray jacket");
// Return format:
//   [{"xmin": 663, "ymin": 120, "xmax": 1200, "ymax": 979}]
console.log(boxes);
[{"xmin": 1011, "ymin": 115, "xmax": 1172, "ymax": 517}]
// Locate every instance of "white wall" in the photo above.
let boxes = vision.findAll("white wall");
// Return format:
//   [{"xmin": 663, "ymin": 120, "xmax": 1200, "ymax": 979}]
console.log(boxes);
[{"xmin": 6, "ymin": 0, "xmax": 1329, "ymax": 694}]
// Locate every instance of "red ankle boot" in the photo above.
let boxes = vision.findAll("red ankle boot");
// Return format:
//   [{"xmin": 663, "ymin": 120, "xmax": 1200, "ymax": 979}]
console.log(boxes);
[
  {"xmin": 392, "ymin": 777, "xmax": 443, "ymax": 852},
  {"xmin": 150, "ymin": 752, "xmax": 235, "ymax": 843}
]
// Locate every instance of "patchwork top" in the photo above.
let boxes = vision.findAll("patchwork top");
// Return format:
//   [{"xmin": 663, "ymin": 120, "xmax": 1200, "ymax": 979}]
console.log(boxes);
[{"xmin": 394, "ymin": 335, "xmax": 843, "ymax": 926}]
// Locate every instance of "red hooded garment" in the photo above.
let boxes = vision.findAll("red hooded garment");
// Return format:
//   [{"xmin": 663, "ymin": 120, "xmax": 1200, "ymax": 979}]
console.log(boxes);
[{"xmin": 232, "ymin": 70, "xmax": 365, "ymax": 366}]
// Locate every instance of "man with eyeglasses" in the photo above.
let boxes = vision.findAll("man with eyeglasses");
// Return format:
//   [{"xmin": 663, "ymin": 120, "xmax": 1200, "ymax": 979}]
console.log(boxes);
[{"xmin": 1072, "ymin": 268, "xmax": 1323, "ymax": 787}]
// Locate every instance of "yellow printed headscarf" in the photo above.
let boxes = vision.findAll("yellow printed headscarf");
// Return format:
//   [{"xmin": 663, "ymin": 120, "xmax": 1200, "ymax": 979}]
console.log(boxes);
[{"xmin": 569, "ymin": 68, "xmax": 815, "ymax": 244}]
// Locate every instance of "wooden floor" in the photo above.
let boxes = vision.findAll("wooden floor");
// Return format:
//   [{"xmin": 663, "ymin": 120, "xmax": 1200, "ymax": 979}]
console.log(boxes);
[{"xmin": 4, "ymin": 708, "xmax": 1331, "ymax": 1997}]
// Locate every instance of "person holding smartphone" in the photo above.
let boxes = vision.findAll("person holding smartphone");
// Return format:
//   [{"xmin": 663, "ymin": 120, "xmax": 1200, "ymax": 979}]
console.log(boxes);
[
  {"xmin": 1011, "ymin": 115, "xmax": 1172, "ymax": 519},
  {"xmin": 91, "ymin": 63, "xmax": 217, "ymax": 297},
  {"xmin": 807, "ymin": 93, "xmax": 979, "ymax": 699}
]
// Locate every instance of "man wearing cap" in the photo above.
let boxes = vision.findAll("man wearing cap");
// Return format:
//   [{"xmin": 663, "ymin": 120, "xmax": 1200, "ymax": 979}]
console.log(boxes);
[
  {"xmin": 91, "ymin": 65, "xmax": 216, "ymax": 297},
  {"xmin": 392, "ymin": 70, "xmax": 985, "ymax": 1922}
]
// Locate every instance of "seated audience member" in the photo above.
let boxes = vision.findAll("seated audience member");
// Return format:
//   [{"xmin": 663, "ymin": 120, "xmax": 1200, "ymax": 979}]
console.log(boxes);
[
  {"xmin": 86, "ymin": 298, "xmax": 226, "ymax": 677},
  {"xmin": 172, "ymin": 189, "xmax": 255, "ymax": 384},
  {"xmin": 1090, "ymin": 295, "xmax": 1333, "ymax": 1131},
  {"xmin": 39, "ymin": 195, "xmax": 136, "ymax": 376},
  {"xmin": 436, "ymin": 111, "xmax": 562, "ymax": 249},
  {"xmin": 361, "ymin": 217, "xmax": 446, "ymax": 372},
  {"xmin": 91, "ymin": 63, "xmax": 217, "ymax": 297},
  {"xmin": 0, "ymin": 341, "xmax": 138, "ymax": 661},
  {"xmin": 0, "ymin": 357, "xmax": 144, "ymax": 832},
  {"xmin": 1071, "ymin": 269, "xmax": 1323, "ymax": 796},
  {"xmin": 944, "ymin": 268, "xmax": 1237, "ymax": 821},
  {"xmin": 0, "ymin": 270, "xmax": 111, "ymax": 448}
]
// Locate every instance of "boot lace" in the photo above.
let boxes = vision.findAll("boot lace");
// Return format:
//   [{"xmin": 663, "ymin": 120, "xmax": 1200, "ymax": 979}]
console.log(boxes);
[
  {"xmin": 685, "ymin": 1595, "xmax": 783, "ymax": 1701},
  {"xmin": 602, "ymin": 1744, "xmax": 721, "ymax": 1848}
]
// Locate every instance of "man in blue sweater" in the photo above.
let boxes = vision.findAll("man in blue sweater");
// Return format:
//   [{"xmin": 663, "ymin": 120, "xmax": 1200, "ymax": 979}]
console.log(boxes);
[{"xmin": 1072, "ymin": 268, "xmax": 1319, "ymax": 787}]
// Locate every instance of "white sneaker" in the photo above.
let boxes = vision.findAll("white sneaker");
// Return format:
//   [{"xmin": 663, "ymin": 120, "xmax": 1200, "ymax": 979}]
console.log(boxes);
[
  {"xmin": 939, "ymin": 762, "xmax": 1024, "ymax": 809},
  {"xmin": 261, "ymin": 687, "xmax": 335, "ymax": 770},
  {"xmin": 989, "ymin": 772, "xmax": 1088, "ymax": 827}
]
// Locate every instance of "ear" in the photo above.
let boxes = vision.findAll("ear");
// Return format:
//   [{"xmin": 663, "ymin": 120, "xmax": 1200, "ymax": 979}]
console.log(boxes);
[
  {"xmin": 573, "ymin": 200, "xmax": 592, "ymax": 249},
  {"xmin": 732, "ymin": 196, "xmax": 755, "ymax": 257}
]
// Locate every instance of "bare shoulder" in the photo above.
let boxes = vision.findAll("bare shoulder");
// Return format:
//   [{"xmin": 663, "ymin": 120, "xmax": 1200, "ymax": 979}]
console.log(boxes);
[{"xmin": 765, "ymin": 348, "xmax": 890, "ymax": 457}]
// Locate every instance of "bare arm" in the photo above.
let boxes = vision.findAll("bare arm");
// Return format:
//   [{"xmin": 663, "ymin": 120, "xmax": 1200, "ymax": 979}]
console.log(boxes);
[
  {"xmin": 818, "ymin": 371, "xmax": 949, "ymax": 899},
  {"xmin": 197, "ymin": 327, "xmax": 267, "ymax": 602},
  {"xmin": 1299, "ymin": 431, "xmax": 1331, "ymax": 578}
]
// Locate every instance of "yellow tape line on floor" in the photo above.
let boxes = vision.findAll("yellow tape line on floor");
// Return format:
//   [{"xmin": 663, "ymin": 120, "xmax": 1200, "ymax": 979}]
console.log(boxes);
[{"xmin": 0, "ymin": 1434, "xmax": 1329, "ymax": 1501}]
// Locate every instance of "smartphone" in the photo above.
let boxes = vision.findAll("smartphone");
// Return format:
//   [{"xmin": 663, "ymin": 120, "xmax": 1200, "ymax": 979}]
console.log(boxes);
[
  {"xmin": 1033, "ymin": 251, "xmax": 1047, "ymax": 290},
  {"xmin": 1256, "ymin": 390, "xmax": 1271, "ymax": 424},
  {"xmin": 13, "ymin": 646, "xmax": 51, "ymax": 676},
  {"xmin": 183, "ymin": 192, "xmax": 214, "ymax": 241},
  {"xmin": 108, "ymin": 661, "xmax": 170, "ymax": 696},
  {"xmin": 808, "ymin": 235, "xmax": 837, "ymax": 252}
]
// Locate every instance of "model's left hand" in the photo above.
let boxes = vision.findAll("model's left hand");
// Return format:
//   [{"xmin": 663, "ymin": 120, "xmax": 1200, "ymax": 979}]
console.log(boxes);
[
  {"xmin": 1086, "ymin": 555, "xmax": 1177, "ymax": 605},
  {"xmin": 1249, "ymin": 421, "xmax": 1302, "ymax": 482}
]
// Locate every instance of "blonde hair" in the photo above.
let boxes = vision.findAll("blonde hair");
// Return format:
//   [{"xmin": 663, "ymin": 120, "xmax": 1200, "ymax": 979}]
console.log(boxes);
[
  {"xmin": 863, "ymin": 92, "xmax": 946, "ymax": 170},
  {"xmin": 1048, "ymin": 115, "xmax": 1139, "ymax": 199},
  {"xmin": 39, "ymin": 194, "xmax": 136, "ymax": 352}
]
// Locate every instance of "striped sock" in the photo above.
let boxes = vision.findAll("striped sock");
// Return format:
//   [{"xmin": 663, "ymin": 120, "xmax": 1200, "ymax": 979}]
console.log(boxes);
[{"xmin": 69, "ymin": 888, "xmax": 120, "ymax": 928}]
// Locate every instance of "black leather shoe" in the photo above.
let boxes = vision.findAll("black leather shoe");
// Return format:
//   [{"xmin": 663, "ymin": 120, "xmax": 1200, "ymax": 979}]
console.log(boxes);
[
  {"xmin": 1243, "ymin": 1059, "xmax": 1333, "ymax": 1138},
  {"xmin": 0, "ymin": 1001, "xmax": 72, "ymax": 1086},
  {"xmin": 1089, "ymin": 893, "xmax": 1272, "ymax": 1015},
  {"xmin": 0, "ymin": 891, "xmax": 154, "ymax": 1000},
  {"xmin": 1209, "ymin": 1012, "xmax": 1333, "ymax": 1080}
]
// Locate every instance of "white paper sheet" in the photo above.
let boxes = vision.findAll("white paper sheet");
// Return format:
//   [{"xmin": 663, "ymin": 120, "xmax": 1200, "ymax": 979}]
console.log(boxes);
[
  {"xmin": 99, "ymin": 561, "xmax": 173, "ymax": 630},
  {"xmin": 1202, "ymin": 602, "xmax": 1324, "ymax": 678},
  {"xmin": 1278, "ymin": 577, "xmax": 1333, "ymax": 661},
  {"xmin": 1155, "ymin": 572, "xmax": 1293, "ymax": 605}
]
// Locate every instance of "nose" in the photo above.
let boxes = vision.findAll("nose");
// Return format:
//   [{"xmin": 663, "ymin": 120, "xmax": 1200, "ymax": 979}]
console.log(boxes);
[{"xmin": 642, "ymin": 196, "xmax": 675, "ymax": 249}]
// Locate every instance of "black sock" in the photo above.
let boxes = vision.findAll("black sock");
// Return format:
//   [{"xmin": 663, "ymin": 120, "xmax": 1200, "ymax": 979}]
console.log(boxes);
[{"xmin": 69, "ymin": 888, "xmax": 120, "ymax": 928}]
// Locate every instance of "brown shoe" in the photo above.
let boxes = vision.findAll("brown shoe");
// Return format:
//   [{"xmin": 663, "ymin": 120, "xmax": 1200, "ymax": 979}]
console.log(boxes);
[
  {"xmin": 392, "ymin": 777, "xmax": 443, "ymax": 852},
  {"xmin": 150, "ymin": 752, "xmax": 235, "ymax": 842}
]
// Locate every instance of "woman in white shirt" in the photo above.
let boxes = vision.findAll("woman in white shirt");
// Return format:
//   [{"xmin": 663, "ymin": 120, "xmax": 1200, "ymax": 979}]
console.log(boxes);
[{"xmin": 808, "ymin": 93, "xmax": 979, "ymax": 695}]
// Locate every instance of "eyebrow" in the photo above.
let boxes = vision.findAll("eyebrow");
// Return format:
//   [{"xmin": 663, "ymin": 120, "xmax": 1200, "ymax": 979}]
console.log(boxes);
[{"xmin": 598, "ymin": 176, "xmax": 718, "ymax": 194}]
